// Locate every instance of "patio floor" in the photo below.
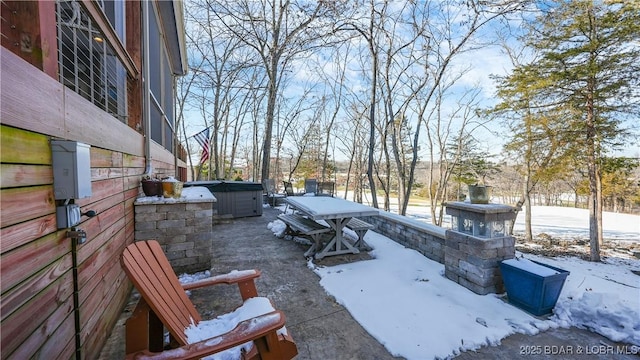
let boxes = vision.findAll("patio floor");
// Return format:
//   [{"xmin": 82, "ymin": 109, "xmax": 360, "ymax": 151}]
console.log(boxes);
[
  {"xmin": 99, "ymin": 206, "xmax": 636, "ymax": 360},
  {"xmin": 98, "ymin": 205, "xmax": 400, "ymax": 359}
]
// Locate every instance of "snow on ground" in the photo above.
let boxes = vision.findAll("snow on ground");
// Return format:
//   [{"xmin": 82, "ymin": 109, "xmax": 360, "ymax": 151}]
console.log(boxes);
[
  {"xmin": 513, "ymin": 206, "xmax": 639, "ymax": 242},
  {"xmin": 268, "ymin": 205, "xmax": 640, "ymax": 359},
  {"xmin": 303, "ymin": 233, "xmax": 639, "ymax": 359},
  {"xmin": 178, "ymin": 202, "xmax": 639, "ymax": 360}
]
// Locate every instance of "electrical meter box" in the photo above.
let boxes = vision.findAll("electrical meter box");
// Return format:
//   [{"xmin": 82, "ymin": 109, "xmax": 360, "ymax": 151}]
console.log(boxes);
[{"xmin": 51, "ymin": 140, "xmax": 92, "ymax": 200}]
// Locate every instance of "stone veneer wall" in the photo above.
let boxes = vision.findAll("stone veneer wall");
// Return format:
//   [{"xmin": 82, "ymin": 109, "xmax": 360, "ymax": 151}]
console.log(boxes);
[
  {"xmin": 444, "ymin": 230, "xmax": 515, "ymax": 295},
  {"xmin": 134, "ymin": 187, "xmax": 216, "ymax": 274},
  {"xmin": 443, "ymin": 202, "xmax": 518, "ymax": 295},
  {"xmin": 362, "ymin": 211, "xmax": 447, "ymax": 263},
  {"xmin": 361, "ymin": 205, "xmax": 515, "ymax": 295}
]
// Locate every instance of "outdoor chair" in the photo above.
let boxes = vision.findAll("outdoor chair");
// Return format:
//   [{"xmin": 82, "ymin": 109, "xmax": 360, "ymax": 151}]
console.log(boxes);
[
  {"xmin": 283, "ymin": 181, "xmax": 296, "ymax": 197},
  {"xmin": 283, "ymin": 181, "xmax": 296, "ymax": 212},
  {"xmin": 317, "ymin": 181, "xmax": 335, "ymax": 197},
  {"xmin": 262, "ymin": 178, "xmax": 282, "ymax": 206},
  {"xmin": 120, "ymin": 240, "xmax": 298, "ymax": 360},
  {"xmin": 304, "ymin": 179, "xmax": 318, "ymax": 195}
]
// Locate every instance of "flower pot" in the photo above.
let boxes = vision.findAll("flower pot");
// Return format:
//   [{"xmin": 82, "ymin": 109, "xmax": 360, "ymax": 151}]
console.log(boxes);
[
  {"xmin": 141, "ymin": 179, "xmax": 162, "ymax": 196},
  {"xmin": 468, "ymin": 184, "xmax": 492, "ymax": 204},
  {"xmin": 500, "ymin": 258, "xmax": 569, "ymax": 316}
]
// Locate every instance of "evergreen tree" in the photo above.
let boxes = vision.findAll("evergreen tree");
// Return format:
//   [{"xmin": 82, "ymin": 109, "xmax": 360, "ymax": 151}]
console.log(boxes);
[{"xmin": 496, "ymin": 0, "xmax": 640, "ymax": 261}]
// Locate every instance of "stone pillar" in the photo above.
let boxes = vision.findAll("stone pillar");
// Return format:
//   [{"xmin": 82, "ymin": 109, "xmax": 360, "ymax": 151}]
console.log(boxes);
[
  {"xmin": 444, "ymin": 202, "xmax": 517, "ymax": 295},
  {"xmin": 134, "ymin": 187, "xmax": 215, "ymax": 274}
]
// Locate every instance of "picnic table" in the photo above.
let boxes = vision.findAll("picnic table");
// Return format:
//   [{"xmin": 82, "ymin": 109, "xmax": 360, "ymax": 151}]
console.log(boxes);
[{"xmin": 284, "ymin": 197, "xmax": 378, "ymax": 259}]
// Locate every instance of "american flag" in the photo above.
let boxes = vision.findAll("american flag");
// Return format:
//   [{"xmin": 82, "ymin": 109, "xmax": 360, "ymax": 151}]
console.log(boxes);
[{"xmin": 193, "ymin": 128, "xmax": 210, "ymax": 164}]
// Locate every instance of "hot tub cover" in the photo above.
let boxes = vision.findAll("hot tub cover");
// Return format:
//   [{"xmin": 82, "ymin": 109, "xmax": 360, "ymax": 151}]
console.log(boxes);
[{"xmin": 185, "ymin": 181, "xmax": 264, "ymax": 193}]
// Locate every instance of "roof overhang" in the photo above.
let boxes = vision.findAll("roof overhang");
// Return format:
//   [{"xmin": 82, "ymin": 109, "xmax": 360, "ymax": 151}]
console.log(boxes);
[{"xmin": 157, "ymin": 0, "xmax": 188, "ymax": 76}]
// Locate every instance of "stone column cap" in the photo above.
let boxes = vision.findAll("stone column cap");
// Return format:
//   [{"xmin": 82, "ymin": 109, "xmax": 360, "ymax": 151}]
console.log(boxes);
[
  {"xmin": 444, "ymin": 201, "xmax": 519, "ymax": 215},
  {"xmin": 135, "ymin": 186, "xmax": 216, "ymax": 205}
]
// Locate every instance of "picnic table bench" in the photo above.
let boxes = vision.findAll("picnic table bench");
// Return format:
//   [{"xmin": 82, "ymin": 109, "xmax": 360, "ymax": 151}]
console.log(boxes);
[
  {"xmin": 345, "ymin": 218, "xmax": 374, "ymax": 250},
  {"xmin": 277, "ymin": 213, "xmax": 333, "ymax": 257}
]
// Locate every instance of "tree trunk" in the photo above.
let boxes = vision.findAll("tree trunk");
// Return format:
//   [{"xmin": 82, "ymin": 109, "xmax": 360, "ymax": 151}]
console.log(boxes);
[
  {"xmin": 260, "ymin": 59, "xmax": 279, "ymax": 181},
  {"xmin": 588, "ymin": 188, "xmax": 600, "ymax": 262},
  {"xmin": 366, "ymin": 3, "xmax": 379, "ymax": 209},
  {"xmin": 596, "ymin": 166, "xmax": 604, "ymax": 247},
  {"xmin": 524, "ymin": 179, "xmax": 533, "ymax": 242},
  {"xmin": 586, "ymin": 95, "xmax": 600, "ymax": 261},
  {"xmin": 344, "ymin": 149, "xmax": 355, "ymax": 199}
]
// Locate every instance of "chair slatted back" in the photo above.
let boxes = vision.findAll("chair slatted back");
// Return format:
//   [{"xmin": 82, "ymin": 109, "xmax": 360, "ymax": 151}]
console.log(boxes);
[
  {"xmin": 318, "ymin": 182, "xmax": 335, "ymax": 196},
  {"xmin": 262, "ymin": 179, "xmax": 276, "ymax": 194},
  {"xmin": 283, "ymin": 181, "xmax": 295, "ymax": 196},
  {"xmin": 304, "ymin": 179, "xmax": 317, "ymax": 194},
  {"xmin": 121, "ymin": 240, "xmax": 201, "ymax": 345}
]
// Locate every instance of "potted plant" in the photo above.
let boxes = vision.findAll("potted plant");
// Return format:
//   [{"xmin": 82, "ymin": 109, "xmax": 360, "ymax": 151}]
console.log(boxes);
[
  {"xmin": 467, "ymin": 158, "xmax": 499, "ymax": 204},
  {"xmin": 141, "ymin": 175, "xmax": 162, "ymax": 197},
  {"xmin": 468, "ymin": 183, "xmax": 492, "ymax": 204},
  {"xmin": 450, "ymin": 140, "xmax": 500, "ymax": 204}
]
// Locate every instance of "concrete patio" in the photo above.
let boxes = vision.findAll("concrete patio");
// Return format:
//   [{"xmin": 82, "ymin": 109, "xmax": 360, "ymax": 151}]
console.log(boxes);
[{"xmin": 99, "ymin": 206, "xmax": 636, "ymax": 360}]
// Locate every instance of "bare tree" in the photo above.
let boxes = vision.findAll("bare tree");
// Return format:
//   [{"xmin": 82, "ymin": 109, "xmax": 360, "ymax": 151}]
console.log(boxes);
[
  {"xmin": 408, "ymin": 1, "xmax": 531, "ymax": 220},
  {"xmin": 176, "ymin": 55, "xmax": 205, "ymax": 180},
  {"xmin": 378, "ymin": 1, "xmax": 431, "ymax": 214},
  {"xmin": 209, "ymin": 0, "xmax": 344, "ymax": 182},
  {"xmin": 185, "ymin": 1, "xmax": 264, "ymax": 180},
  {"xmin": 180, "ymin": 0, "xmax": 533, "ymax": 206},
  {"xmin": 314, "ymin": 43, "xmax": 351, "ymax": 183},
  {"xmin": 335, "ymin": 0, "xmax": 530, "ymax": 211},
  {"xmin": 334, "ymin": 0, "xmax": 386, "ymax": 208},
  {"xmin": 336, "ymin": 99, "xmax": 369, "ymax": 202},
  {"xmin": 425, "ymin": 84, "xmax": 484, "ymax": 226}
]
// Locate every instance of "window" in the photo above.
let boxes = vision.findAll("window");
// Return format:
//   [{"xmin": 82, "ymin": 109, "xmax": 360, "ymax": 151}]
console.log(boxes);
[
  {"xmin": 147, "ymin": 2, "xmax": 176, "ymax": 152},
  {"xmin": 56, "ymin": 0, "xmax": 128, "ymax": 122},
  {"xmin": 100, "ymin": 1, "xmax": 125, "ymax": 40}
]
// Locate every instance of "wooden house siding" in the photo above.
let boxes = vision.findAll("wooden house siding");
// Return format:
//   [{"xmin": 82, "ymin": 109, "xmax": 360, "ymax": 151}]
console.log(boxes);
[{"xmin": 1, "ymin": 47, "xmax": 183, "ymax": 358}]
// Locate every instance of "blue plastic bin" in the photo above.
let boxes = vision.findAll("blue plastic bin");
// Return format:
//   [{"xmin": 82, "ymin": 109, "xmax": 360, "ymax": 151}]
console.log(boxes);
[{"xmin": 499, "ymin": 259, "xmax": 569, "ymax": 316}]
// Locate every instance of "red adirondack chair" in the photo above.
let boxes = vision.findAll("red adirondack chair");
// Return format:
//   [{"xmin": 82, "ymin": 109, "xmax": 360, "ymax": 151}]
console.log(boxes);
[{"xmin": 120, "ymin": 240, "xmax": 297, "ymax": 359}]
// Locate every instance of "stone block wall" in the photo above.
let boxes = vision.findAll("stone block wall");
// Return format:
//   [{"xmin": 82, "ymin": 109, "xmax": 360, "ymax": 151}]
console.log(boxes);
[
  {"xmin": 443, "ymin": 202, "xmax": 518, "ymax": 295},
  {"xmin": 444, "ymin": 230, "xmax": 515, "ymax": 295},
  {"xmin": 134, "ymin": 187, "xmax": 215, "ymax": 274},
  {"xmin": 362, "ymin": 211, "xmax": 447, "ymax": 263},
  {"xmin": 360, "ymin": 204, "xmax": 516, "ymax": 295}
]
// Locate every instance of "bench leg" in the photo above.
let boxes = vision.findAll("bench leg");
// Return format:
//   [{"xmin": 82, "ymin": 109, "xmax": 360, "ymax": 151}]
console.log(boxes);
[
  {"xmin": 303, "ymin": 233, "xmax": 324, "ymax": 258},
  {"xmin": 303, "ymin": 242, "xmax": 318, "ymax": 257},
  {"xmin": 315, "ymin": 219, "xmax": 359, "ymax": 259},
  {"xmin": 282, "ymin": 225, "xmax": 296, "ymax": 239},
  {"xmin": 353, "ymin": 230, "xmax": 371, "ymax": 250}
]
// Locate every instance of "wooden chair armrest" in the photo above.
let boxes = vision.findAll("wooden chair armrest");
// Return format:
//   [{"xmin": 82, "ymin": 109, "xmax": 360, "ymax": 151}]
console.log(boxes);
[
  {"xmin": 125, "ymin": 311, "xmax": 286, "ymax": 360},
  {"xmin": 182, "ymin": 269, "xmax": 261, "ymax": 300},
  {"xmin": 181, "ymin": 269, "xmax": 261, "ymax": 291}
]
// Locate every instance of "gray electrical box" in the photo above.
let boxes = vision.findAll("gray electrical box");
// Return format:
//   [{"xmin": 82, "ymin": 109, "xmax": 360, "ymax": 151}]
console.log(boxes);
[
  {"xmin": 56, "ymin": 204, "xmax": 82, "ymax": 229},
  {"xmin": 51, "ymin": 140, "xmax": 92, "ymax": 200}
]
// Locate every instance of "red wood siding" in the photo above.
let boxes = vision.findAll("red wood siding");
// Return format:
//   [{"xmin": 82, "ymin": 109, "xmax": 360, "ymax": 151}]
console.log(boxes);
[
  {"xmin": 0, "ymin": 1, "xmax": 58, "ymax": 78},
  {"xmin": 0, "ymin": 47, "xmax": 181, "ymax": 358}
]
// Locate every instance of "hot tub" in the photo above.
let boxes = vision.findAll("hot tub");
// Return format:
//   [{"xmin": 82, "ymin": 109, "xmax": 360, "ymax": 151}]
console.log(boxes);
[{"xmin": 184, "ymin": 181, "xmax": 263, "ymax": 218}]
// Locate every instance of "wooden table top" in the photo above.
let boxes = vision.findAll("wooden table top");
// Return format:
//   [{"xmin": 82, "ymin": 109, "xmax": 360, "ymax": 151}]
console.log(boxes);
[{"xmin": 285, "ymin": 196, "xmax": 379, "ymax": 220}]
